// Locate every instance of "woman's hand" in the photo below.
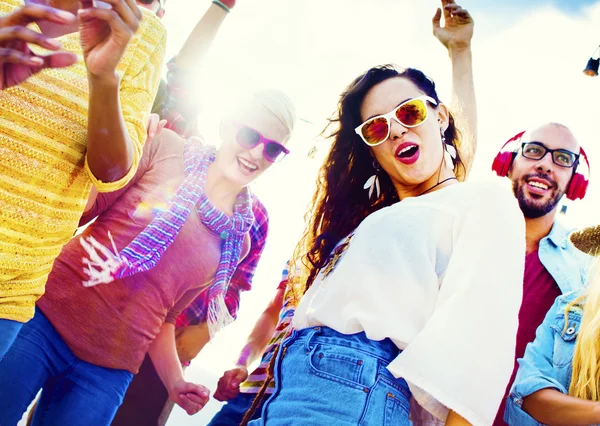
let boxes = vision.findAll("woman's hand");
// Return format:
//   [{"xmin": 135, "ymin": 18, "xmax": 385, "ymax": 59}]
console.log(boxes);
[
  {"xmin": 168, "ymin": 379, "xmax": 210, "ymax": 415},
  {"xmin": 213, "ymin": 366, "xmax": 249, "ymax": 401},
  {"xmin": 0, "ymin": 4, "xmax": 77, "ymax": 89},
  {"xmin": 78, "ymin": 0, "xmax": 142, "ymax": 80},
  {"xmin": 432, "ymin": 0, "xmax": 474, "ymax": 51}
]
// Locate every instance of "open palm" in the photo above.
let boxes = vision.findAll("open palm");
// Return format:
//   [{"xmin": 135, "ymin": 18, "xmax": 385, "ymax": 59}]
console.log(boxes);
[
  {"xmin": 432, "ymin": 0, "xmax": 474, "ymax": 50},
  {"xmin": 78, "ymin": 0, "xmax": 141, "ymax": 78}
]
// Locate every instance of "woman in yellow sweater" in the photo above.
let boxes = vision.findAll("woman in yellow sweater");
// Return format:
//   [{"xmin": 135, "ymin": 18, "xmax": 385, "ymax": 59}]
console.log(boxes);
[{"xmin": 0, "ymin": 0, "xmax": 166, "ymax": 356}]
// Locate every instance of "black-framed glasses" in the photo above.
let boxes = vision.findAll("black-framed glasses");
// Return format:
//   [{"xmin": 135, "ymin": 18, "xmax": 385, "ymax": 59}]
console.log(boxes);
[{"xmin": 521, "ymin": 142, "xmax": 579, "ymax": 168}]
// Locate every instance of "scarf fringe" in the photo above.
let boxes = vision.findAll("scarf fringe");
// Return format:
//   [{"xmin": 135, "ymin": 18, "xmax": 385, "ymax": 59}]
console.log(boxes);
[
  {"xmin": 206, "ymin": 294, "xmax": 234, "ymax": 338},
  {"xmin": 80, "ymin": 232, "xmax": 127, "ymax": 287}
]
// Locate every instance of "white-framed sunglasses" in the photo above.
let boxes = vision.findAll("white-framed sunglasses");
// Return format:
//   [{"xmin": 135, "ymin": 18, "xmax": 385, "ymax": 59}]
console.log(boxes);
[{"xmin": 354, "ymin": 95, "xmax": 437, "ymax": 146}]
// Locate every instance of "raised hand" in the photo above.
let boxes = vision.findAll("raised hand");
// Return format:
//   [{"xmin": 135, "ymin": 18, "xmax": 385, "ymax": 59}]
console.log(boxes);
[
  {"xmin": 168, "ymin": 379, "xmax": 210, "ymax": 416},
  {"xmin": 213, "ymin": 366, "xmax": 249, "ymax": 401},
  {"xmin": 78, "ymin": 0, "xmax": 142, "ymax": 79},
  {"xmin": 432, "ymin": 0, "xmax": 474, "ymax": 51},
  {"xmin": 0, "ymin": 4, "xmax": 77, "ymax": 89}
]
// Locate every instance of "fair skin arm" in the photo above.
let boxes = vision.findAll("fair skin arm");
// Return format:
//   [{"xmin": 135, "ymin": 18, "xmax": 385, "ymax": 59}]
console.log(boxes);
[
  {"xmin": 432, "ymin": 0, "xmax": 477, "ymax": 176},
  {"xmin": 522, "ymin": 388, "xmax": 600, "ymax": 425},
  {"xmin": 148, "ymin": 323, "xmax": 210, "ymax": 415},
  {"xmin": 213, "ymin": 286, "xmax": 285, "ymax": 401},
  {"xmin": 173, "ymin": 3, "xmax": 228, "ymax": 70}
]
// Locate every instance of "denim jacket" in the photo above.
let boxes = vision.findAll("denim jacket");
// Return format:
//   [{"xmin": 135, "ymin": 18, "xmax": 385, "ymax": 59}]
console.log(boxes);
[
  {"xmin": 538, "ymin": 221, "xmax": 590, "ymax": 294},
  {"xmin": 505, "ymin": 221, "xmax": 591, "ymax": 425}
]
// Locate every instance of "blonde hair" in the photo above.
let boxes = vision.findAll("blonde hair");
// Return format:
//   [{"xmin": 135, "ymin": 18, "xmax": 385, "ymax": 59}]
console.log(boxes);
[
  {"xmin": 568, "ymin": 258, "xmax": 600, "ymax": 400},
  {"xmin": 227, "ymin": 89, "xmax": 297, "ymax": 143}
]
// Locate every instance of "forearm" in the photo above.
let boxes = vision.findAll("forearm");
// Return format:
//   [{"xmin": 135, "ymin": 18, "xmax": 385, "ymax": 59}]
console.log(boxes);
[
  {"xmin": 86, "ymin": 74, "xmax": 134, "ymax": 183},
  {"xmin": 236, "ymin": 309, "xmax": 279, "ymax": 368},
  {"xmin": 522, "ymin": 388, "xmax": 600, "ymax": 425},
  {"xmin": 448, "ymin": 46, "xmax": 477, "ymax": 174},
  {"xmin": 174, "ymin": 3, "xmax": 228, "ymax": 70},
  {"xmin": 149, "ymin": 323, "xmax": 184, "ymax": 391}
]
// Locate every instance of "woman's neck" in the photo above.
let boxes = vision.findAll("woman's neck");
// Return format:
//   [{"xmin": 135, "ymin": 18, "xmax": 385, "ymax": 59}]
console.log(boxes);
[
  {"xmin": 204, "ymin": 163, "xmax": 245, "ymax": 216},
  {"xmin": 395, "ymin": 166, "xmax": 458, "ymax": 200}
]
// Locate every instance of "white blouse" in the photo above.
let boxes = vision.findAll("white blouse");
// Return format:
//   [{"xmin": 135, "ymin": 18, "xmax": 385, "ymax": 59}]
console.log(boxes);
[{"xmin": 293, "ymin": 179, "xmax": 525, "ymax": 426}]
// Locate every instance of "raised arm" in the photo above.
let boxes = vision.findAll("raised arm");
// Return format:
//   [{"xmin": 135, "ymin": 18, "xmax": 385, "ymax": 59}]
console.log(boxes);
[
  {"xmin": 173, "ymin": 1, "xmax": 233, "ymax": 70},
  {"xmin": 82, "ymin": 2, "xmax": 165, "ymax": 189},
  {"xmin": 159, "ymin": 1, "xmax": 233, "ymax": 136},
  {"xmin": 432, "ymin": 0, "xmax": 476, "ymax": 175}
]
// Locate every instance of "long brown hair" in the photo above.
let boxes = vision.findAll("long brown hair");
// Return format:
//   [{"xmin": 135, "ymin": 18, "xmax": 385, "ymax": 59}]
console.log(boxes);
[{"xmin": 290, "ymin": 65, "xmax": 465, "ymax": 294}]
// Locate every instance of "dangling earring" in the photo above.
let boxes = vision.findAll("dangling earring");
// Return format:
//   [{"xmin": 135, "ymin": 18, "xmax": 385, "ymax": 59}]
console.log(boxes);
[
  {"xmin": 442, "ymin": 131, "xmax": 457, "ymax": 168},
  {"xmin": 364, "ymin": 159, "xmax": 381, "ymax": 201}
]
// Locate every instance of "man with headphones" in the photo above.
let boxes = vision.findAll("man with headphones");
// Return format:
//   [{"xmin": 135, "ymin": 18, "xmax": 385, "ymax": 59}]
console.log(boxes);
[{"xmin": 491, "ymin": 122, "xmax": 591, "ymax": 425}]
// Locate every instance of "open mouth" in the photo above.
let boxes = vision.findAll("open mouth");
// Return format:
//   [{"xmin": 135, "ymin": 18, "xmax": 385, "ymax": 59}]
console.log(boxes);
[
  {"xmin": 237, "ymin": 157, "xmax": 259, "ymax": 174},
  {"xmin": 525, "ymin": 177, "xmax": 552, "ymax": 197},
  {"xmin": 395, "ymin": 143, "xmax": 420, "ymax": 165}
]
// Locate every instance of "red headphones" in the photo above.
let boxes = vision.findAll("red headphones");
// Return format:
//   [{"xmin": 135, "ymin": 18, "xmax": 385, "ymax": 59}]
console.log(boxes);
[{"xmin": 491, "ymin": 130, "xmax": 590, "ymax": 201}]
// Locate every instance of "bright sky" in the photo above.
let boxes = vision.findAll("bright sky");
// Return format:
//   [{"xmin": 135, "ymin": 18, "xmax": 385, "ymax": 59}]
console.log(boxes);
[{"xmin": 150, "ymin": 0, "xmax": 600, "ymax": 423}]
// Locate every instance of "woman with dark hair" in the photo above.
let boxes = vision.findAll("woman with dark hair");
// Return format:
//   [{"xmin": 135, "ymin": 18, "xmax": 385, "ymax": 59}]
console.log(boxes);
[{"xmin": 245, "ymin": 8, "xmax": 525, "ymax": 426}]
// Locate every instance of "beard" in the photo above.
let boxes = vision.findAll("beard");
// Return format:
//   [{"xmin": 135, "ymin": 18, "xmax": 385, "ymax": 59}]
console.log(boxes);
[{"xmin": 512, "ymin": 173, "xmax": 564, "ymax": 219}]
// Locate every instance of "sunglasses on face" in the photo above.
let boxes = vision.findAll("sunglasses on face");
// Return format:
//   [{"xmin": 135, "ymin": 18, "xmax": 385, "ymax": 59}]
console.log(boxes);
[
  {"xmin": 231, "ymin": 122, "xmax": 290, "ymax": 163},
  {"xmin": 521, "ymin": 142, "xmax": 579, "ymax": 168},
  {"xmin": 354, "ymin": 95, "xmax": 437, "ymax": 147}
]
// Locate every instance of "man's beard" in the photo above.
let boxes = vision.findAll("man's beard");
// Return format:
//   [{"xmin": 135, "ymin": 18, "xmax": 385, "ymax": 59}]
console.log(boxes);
[{"xmin": 512, "ymin": 174, "xmax": 564, "ymax": 219}]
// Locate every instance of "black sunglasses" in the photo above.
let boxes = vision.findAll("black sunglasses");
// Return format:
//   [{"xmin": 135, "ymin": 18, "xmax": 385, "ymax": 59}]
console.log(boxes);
[{"xmin": 521, "ymin": 142, "xmax": 579, "ymax": 168}]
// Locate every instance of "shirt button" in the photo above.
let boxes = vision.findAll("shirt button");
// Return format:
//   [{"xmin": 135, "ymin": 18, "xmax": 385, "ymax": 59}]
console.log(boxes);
[{"xmin": 566, "ymin": 326, "xmax": 576, "ymax": 335}]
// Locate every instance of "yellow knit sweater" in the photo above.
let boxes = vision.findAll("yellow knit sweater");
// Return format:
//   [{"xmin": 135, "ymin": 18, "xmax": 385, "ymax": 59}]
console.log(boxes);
[{"xmin": 0, "ymin": 0, "xmax": 167, "ymax": 322}]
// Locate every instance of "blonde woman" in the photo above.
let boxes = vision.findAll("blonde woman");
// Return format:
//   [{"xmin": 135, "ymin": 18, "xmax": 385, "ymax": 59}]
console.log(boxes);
[{"xmin": 505, "ymin": 226, "xmax": 599, "ymax": 425}]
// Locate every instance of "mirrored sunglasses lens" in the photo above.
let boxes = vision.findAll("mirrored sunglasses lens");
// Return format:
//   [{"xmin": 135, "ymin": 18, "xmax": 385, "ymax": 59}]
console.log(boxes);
[
  {"xmin": 396, "ymin": 99, "xmax": 427, "ymax": 127},
  {"xmin": 237, "ymin": 127, "xmax": 261, "ymax": 148},
  {"xmin": 264, "ymin": 142, "xmax": 286, "ymax": 162},
  {"xmin": 361, "ymin": 117, "xmax": 389, "ymax": 145}
]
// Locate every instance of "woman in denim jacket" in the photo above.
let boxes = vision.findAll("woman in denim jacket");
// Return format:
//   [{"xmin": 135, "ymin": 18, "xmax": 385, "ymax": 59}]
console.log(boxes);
[{"xmin": 506, "ymin": 225, "xmax": 600, "ymax": 425}]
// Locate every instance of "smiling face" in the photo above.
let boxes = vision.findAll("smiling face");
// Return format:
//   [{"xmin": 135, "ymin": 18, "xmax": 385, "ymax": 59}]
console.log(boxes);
[
  {"xmin": 215, "ymin": 105, "xmax": 291, "ymax": 188},
  {"xmin": 508, "ymin": 123, "xmax": 580, "ymax": 218},
  {"xmin": 359, "ymin": 77, "xmax": 449, "ymax": 197}
]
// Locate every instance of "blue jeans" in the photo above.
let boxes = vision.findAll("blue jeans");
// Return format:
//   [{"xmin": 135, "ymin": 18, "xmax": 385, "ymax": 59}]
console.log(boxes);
[
  {"xmin": 207, "ymin": 392, "xmax": 263, "ymax": 426},
  {"xmin": 249, "ymin": 327, "xmax": 412, "ymax": 426},
  {"xmin": 0, "ymin": 318, "xmax": 23, "ymax": 358},
  {"xmin": 0, "ymin": 309, "xmax": 133, "ymax": 425}
]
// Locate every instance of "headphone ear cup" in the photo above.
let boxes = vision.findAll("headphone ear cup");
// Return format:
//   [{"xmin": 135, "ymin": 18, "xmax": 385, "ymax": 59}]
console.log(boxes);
[
  {"xmin": 566, "ymin": 173, "xmax": 588, "ymax": 201},
  {"xmin": 492, "ymin": 152, "xmax": 514, "ymax": 177}
]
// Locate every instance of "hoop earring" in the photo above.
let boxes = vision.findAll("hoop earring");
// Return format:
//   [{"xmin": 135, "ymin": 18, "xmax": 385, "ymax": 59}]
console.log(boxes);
[{"xmin": 364, "ymin": 159, "xmax": 381, "ymax": 200}]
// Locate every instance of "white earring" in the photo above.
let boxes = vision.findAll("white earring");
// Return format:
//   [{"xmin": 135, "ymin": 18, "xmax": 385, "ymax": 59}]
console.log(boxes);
[{"xmin": 364, "ymin": 160, "xmax": 381, "ymax": 200}]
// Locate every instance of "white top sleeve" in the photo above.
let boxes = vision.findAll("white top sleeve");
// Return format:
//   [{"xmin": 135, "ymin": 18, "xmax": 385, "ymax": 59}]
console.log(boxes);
[{"xmin": 387, "ymin": 182, "xmax": 525, "ymax": 425}]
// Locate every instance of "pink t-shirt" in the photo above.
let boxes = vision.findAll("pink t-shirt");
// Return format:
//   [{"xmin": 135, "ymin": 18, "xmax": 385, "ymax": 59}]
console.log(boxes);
[{"xmin": 37, "ymin": 130, "xmax": 250, "ymax": 374}]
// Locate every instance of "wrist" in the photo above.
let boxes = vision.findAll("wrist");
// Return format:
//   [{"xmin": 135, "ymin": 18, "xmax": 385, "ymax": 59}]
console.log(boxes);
[
  {"xmin": 88, "ymin": 71, "xmax": 120, "ymax": 89},
  {"xmin": 212, "ymin": 0, "xmax": 235, "ymax": 13},
  {"xmin": 448, "ymin": 43, "xmax": 472, "ymax": 56}
]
